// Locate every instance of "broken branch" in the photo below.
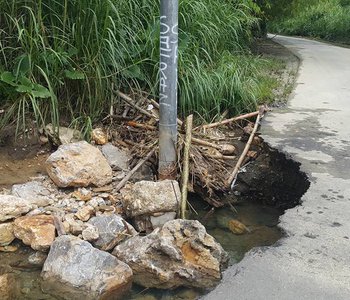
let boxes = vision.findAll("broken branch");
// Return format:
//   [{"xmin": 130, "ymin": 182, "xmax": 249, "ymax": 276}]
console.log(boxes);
[
  {"xmin": 117, "ymin": 91, "xmax": 156, "ymax": 119},
  {"xmin": 198, "ymin": 110, "xmax": 260, "ymax": 130}
]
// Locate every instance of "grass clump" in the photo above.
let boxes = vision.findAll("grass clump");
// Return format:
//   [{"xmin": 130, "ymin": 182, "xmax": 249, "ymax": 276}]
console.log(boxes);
[
  {"xmin": 0, "ymin": 0, "xmax": 277, "ymax": 135},
  {"xmin": 270, "ymin": 0, "xmax": 350, "ymax": 44}
]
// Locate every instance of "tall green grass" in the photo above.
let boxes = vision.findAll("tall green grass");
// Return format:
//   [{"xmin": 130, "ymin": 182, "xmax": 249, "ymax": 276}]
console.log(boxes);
[
  {"xmin": 269, "ymin": 0, "xmax": 350, "ymax": 44},
  {"xmin": 0, "ymin": 0, "xmax": 267, "ymax": 135}
]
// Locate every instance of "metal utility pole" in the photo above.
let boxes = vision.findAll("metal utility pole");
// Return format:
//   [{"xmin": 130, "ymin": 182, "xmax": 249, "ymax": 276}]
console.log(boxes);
[{"xmin": 158, "ymin": 0, "xmax": 179, "ymax": 180}]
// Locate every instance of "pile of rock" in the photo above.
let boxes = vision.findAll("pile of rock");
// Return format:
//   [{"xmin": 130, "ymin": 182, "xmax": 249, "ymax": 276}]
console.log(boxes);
[{"xmin": 0, "ymin": 140, "xmax": 228, "ymax": 299}]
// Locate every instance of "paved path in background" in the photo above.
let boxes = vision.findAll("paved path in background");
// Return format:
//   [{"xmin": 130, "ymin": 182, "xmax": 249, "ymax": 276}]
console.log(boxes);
[{"xmin": 203, "ymin": 35, "xmax": 350, "ymax": 300}]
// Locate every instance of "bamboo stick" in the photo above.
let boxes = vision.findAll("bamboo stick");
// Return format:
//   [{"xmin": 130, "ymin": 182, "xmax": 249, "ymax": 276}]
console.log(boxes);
[
  {"xmin": 181, "ymin": 115, "xmax": 193, "ymax": 219},
  {"xmin": 226, "ymin": 107, "xmax": 265, "ymax": 189},
  {"xmin": 191, "ymin": 137, "xmax": 222, "ymax": 150},
  {"xmin": 203, "ymin": 154, "xmax": 236, "ymax": 160},
  {"xmin": 115, "ymin": 148, "xmax": 156, "ymax": 192},
  {"xmin": 198, "ymin": 110, "xmax": 260, "ymax": 130}
]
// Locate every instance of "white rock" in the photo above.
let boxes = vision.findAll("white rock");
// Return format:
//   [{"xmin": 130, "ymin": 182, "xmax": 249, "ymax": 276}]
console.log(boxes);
[
  {"xmin": 0, "ymin": 195, "xmax": 33, "ymax": 222},
  {"xmin": 82, "ymin": 224, "xmax": 99, "ymax": 242},
  {"xmin": 46, "ymin": 141, "xmax": 112, "ymax": 188},
  {"xmin": 121, "ymin": 180, "xmax": 180, "ymax": 217}
]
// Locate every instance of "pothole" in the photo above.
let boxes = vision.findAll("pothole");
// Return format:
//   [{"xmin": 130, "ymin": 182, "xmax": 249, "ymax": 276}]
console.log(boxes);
[{"xmin": 187, "ymin": 142, "xmax": 310, "ymax": 267}]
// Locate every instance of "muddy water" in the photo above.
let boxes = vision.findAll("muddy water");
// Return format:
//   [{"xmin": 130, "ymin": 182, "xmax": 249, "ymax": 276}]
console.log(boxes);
[{"xmin": 0, "ymin": 148, "xmax": 284, "ymax": 300}]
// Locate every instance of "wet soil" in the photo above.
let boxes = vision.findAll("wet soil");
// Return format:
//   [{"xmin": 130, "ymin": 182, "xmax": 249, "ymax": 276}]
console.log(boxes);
[{"xmin": 0, "ymin": 129, "xmax": 50, "ymax": 189}]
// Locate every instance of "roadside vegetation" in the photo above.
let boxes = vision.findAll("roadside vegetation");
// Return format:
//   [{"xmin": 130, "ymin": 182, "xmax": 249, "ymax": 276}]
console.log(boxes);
[
  {"xmin": 0, "ymin": 0, "xmax": 282, "ymax": 136},
  {"xmin": 269, "ymin": 0, "xmax": 350, "ymax": 44}
]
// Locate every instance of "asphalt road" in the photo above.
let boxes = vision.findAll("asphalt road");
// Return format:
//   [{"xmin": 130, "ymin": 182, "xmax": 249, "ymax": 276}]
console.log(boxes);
[{"xmin": 203, "ymin": 35, "xmax": 350, "ymax": 300}]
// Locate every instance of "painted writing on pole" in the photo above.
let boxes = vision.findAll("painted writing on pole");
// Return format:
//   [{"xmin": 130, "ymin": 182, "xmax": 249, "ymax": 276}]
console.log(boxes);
[{"xmin": 160, "ymin": 15, "xmax": 178, "ymax": 103}]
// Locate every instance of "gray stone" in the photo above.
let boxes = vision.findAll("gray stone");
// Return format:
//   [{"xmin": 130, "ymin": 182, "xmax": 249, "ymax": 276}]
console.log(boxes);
[
  {"xmin": 150, "ymin": 212, "xmax": 177, "ymax": 229},
  {"xmin": 101, "ymin": 143, "xmax": 130, "ymax": 171},
  {"xmin": 11, "ymin": 181, "xmax": 52, "ymax": 207},
  {"xmin": 0, "ymin": 223, "xmax": 15, "ymax": 246},
  {"xmin": 45, "ymin": 124, "xmax": 82, "ymax": 145},
  {"xmin": 0, "ymin": 195, "xmax": 33, "ymax": 222},
  {"xmin": 113, "ymin": 219, "xmax": 228, "ymax": 289},
  {"xmin": 41, "ymin": 235, "xmax": 132, "ymax": 300},
  {"xmin": 121, "ymin": 180, "xmax": 180, "ymax": 217},
  {"xmin": 88, "ymin": 215, "xmax": 136, "ymax": 251},
  {"xmin": 46, "ymin": 141, "xmax": 112, "ymax": 188}
]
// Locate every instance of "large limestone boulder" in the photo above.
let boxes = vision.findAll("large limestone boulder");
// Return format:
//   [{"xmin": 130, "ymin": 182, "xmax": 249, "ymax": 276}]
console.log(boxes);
[
  {"xmin": 121, "ymin": 180, "xmax": 180, "ymax": 217},
  {"xmin": 46, "ymin": 141, "xmax": 112, "ymax": 188},
  {"xmin": 113, "ymin": 219, "xmax": 229, "ymax": 289},
  {"xmin": 14, "ymin": 215, "xmax": 56, "ymax": 251},
  {"xmin": 0, "ymin": 223, "xmax": 15, "ymax": 246},
  {"xmin": 88, "ymin": 215, "xmax": 137, "ymax": 251},
  {"xmin": 41, "ymin": 235, "xmax": 133, "ymax": 300},
  {"xmin": 0, "ymin": 195, "xmax": 33, "ymax": 222}
]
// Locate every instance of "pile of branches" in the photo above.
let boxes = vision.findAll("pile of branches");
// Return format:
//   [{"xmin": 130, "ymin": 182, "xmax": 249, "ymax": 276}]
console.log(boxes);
[{"xmin": 105, "ymin": 91, "xmax": 266, "ymax": 208}]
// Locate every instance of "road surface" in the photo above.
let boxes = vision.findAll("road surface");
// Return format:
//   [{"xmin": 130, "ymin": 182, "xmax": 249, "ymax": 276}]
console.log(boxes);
[{"xmin": 203, "ymin": 35, "xmax": 350, "ymax": 300}]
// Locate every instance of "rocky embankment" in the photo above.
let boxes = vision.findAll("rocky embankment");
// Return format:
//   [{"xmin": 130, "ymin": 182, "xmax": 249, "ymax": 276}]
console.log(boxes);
[{"xmin": 0, "ymin": 136, "xmax": 228, "ymax": 299}]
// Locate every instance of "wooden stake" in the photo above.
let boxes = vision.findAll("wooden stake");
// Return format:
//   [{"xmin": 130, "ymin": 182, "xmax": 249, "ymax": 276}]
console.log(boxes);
[
  {"xmin": 115, "ymin": 148, "xmax": 156, "ymax": 192},
  {"xmin": 226, "ymin": 107, "xmax": 265, "ymax": 189},
  {"xmin": 181, "ymin": 115, "xmax": 193, "ymax": 219}
]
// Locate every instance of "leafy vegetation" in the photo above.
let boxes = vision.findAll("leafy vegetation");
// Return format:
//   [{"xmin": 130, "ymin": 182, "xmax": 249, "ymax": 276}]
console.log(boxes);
[
  {"xmin": 0, "ymin": 0, "xmax": 280, "ymax": 134},
  {"xmin": 269, "ymin": 0, "xmax": 350, "ymax": 44}
]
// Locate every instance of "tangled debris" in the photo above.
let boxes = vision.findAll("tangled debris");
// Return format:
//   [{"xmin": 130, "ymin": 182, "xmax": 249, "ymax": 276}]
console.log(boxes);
[{"xmin": 101, "ymin": 91, "xmax": 267, "ymax": 208}]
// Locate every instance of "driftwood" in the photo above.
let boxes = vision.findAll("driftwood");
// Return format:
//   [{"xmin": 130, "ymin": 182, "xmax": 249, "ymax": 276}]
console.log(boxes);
[
  {"xmin": 117, "ymin": 91, "xmax": 155, "ymax": 119},
  {"xmin": 198, "ymin": 110, "xmax": 260, "ymax": 130},
  {"xmin": 115, "ymin": 147, "xmax": 156, "ymax": 192},
  {"xmin": 226, "ymin": 106, "xmax": 265, "ymax": 189},
  {"xmin": 181, "ymin": 115, "xmax": 193, "ymax": 219}
]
